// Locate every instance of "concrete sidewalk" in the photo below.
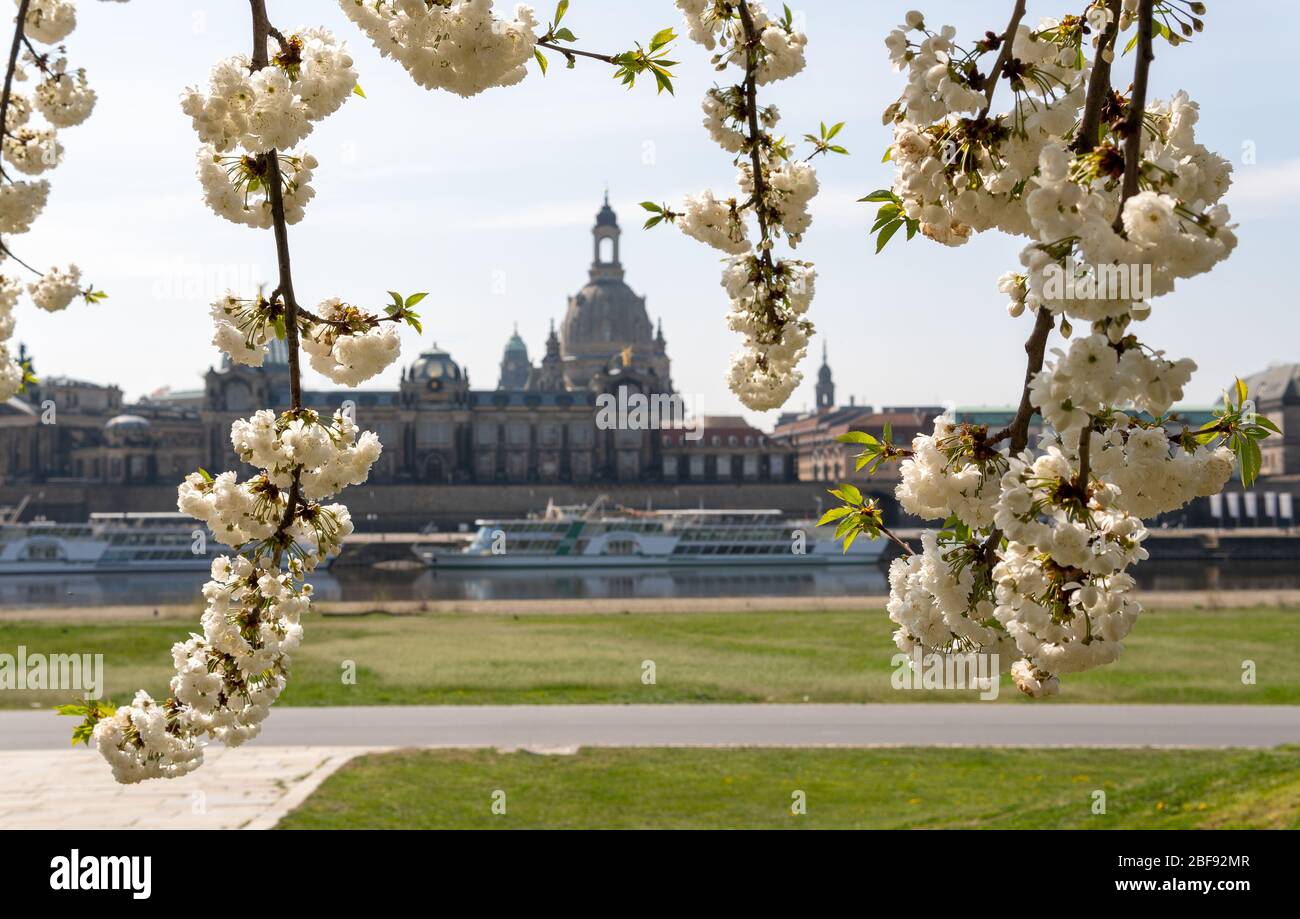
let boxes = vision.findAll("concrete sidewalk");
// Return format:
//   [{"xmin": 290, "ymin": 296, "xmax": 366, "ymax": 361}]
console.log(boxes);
[{"xmin": 0, "ymin": 745, "xmax": 376, "ymax": 829}]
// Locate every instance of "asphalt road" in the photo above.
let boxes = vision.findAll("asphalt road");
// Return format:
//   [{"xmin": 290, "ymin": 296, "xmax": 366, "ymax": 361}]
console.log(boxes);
[{"xmin": 4, "ymin": 704, "xmax": 1300, "ymax": 750}]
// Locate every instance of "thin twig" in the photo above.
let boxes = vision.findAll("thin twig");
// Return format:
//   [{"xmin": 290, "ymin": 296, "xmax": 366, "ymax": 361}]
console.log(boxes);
[
  {"xmin": 1113, "ymin": 0, "xmax": 1154, "ymax": 232},
  {"xmin": 736, "ymin": 0, "xmax": 779, "ymax": 330},
  {"xmin": 535, "ymin": 40, "xmax": 617, "ymax": 65},
  {"xmin": 878, "ymin": 523, "xmax": 916, "ymax": 557},
  {"xmin": 1073, "ymin": 0, "xmax": 1123, "ymax": 153},
  {"xmin": 977, "ymin": 0, "xmax": 1027, "ymax": 120},
  {"xmin": 249, "ymin": 0, "xmax": 304, "ymax": 561}
]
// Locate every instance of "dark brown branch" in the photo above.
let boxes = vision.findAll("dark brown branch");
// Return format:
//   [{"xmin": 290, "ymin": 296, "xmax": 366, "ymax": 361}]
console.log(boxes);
[
  {"xmin": 878, "ymin": 523, "xmax": 916, "ymax": 557},
  {"xmin": 250, "ymin": 0, "xmax": 304, "ymax": 556},
  {"xmin": 535, "ymin": 40, "xmax": 617, "ymax": 65},
  {"xmin": 0, "ymin": 1, "xmax": 32, "ymax": 267},
  {"xmin": 1076, "ymin": 417, "xmax": 1093, "ymax": 489},
  {"xmin": 0, "ymin": 0, "xmax": 30, "ymax": 147},
  {"xmin": 736, "ymin": 0, "xmax": 784, "ymax": 337},
  {"xmin": 977, "ymin": 0, "xmax": 1027, "ymax": 120},
  {"xmin": 736, "ymin": 1, "xmax": 772, "ymax": 257},
  {"xmin": 1113, "ymin": 0, "xmax": 1154, "ymax": 232},
  {"xmin": 1073, "ymin": 0, "xmax": 1123, "ymax": 152}
]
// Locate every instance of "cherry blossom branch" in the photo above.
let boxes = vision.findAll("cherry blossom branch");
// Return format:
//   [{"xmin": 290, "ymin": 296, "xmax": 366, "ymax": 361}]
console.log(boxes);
[
  {"xmin": 1114, "ymin": 0, "xmax": 1154, "ymax": 232},
  {"xmin": 1073, "ymin": 0, "xmax": 1123, "ymax": 152},
  {"xmin": 534, "ymin": 41, "xmax": 616, "ymax": 64},
  {"xmin": 0, "ymin": 1, "xmax": 29, "ymax": 145},
  {"xmin": 736, "ymin": 0, "xmax": 779, "ymax": 331},
  {"xmin": 249, "ymin": 0, "xmax": 305, "ymax": 563},
  {"xmin": 976, "ymin": 0, "xmax": 1026, "ymax": 120},
  {"xmin": 879, "ymin": 523, "xmax": 917, "ymax": 557}
]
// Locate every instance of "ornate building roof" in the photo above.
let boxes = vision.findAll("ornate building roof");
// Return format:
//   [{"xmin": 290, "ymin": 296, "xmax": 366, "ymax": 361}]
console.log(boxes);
[{"xmin": 559, "ymin": 195, "xmax": 670, "ymax": 391}]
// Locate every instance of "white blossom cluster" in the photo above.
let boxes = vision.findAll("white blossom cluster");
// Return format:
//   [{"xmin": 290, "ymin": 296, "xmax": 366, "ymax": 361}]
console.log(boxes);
[
  {"xmin": 1028, "ymin": 334, "xmax": 1195, "ymax": 433},
  {"xmin": 339, "ymin": 0, "xmax": 539, "ymax": 98},
  {"xmin": 869, "ymin": 6, "xmax": 1246, "ymax": 696},
  {"xmin": 722, "ymin": 255, "xmax": 815, "ymax": 410},
  {"xmin": 886, "ymin": 530, "xmax": 1018, "ymax": 664},
  {"xmin": 93, "ymin": 558, "xmax": 310, "ymax": 782},
  {"xmin": 181, "ymin": 28, "xmax": 354, "ymax": 228},
  {"xmin": 1068, "ymin": 422, "xmax": 1234, "ymax": 520},
  {"xmin": 302, "ymin": 297, "xmax": 403, "ymax": 387},
  {"xmin": 0, "ymin": 0, "xmax": 107, "ymax": 400},
  {"xmin": 991, "ymin": 450, "xmax": 1148, "ymax": 679},
  {"xmin": 677, "ymin": 0, "xmax": 807, "ymax": 84},
  {"xmin": 670, "ymin": 0, "xmax": 817, "ymax": 411},
  {"xmin": 896, "ymin": 417, "xmax": 1001, "ymax": 529},
  {"xmin": 0, "ymin": 277, "xmax": 24, "ymax": 397},
  {"xmin": 27, "ymin": 263, "xmax": 82, "ymax": 312},
  {"xmin": 180, "ymin": 28, "xmax": 357, "ymax": 155},
  {"xmin": 197, "ymin": 147, "xmax": 318, "ymax": 229},
  {"xmin": 229, "ymin": 407, "xmax": 382, "ymax": 501}
]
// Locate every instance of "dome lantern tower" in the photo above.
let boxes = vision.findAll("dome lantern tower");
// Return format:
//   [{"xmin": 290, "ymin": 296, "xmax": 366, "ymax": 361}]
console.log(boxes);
[{"xmin": 591, "ymin": 190, "xmax": 624, "ymax": 283}]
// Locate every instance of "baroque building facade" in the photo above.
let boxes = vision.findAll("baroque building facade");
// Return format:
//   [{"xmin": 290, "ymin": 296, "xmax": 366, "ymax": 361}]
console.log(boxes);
[{"xmin": 0, "ymin": 198, "xmax": 793, "ymax": 488}]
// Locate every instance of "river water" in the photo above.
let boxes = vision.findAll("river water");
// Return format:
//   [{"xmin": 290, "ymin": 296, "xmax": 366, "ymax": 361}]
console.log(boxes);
[{"xmin": 2, "ymin": 559, "xmax": 1297, "ymax": 609}]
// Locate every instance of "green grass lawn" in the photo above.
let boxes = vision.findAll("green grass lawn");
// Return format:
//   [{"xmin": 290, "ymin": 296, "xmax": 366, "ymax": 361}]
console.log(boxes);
[
  {"xmin": 278, "ymin": 745, "xmax": 1300, "ymax": 829},
  {"xmin": 2, "ymin": 605, "xmax": 1295, "ymax": 708}
]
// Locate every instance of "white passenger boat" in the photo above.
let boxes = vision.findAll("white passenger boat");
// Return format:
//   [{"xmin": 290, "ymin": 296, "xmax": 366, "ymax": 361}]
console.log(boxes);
[
  {"xmin": 414, "ymin": 499, "xmax": 887, "ymax": 569},
  {"xmin": 0, "ymin": 512, "xmax": 335, "ymax": 574}
]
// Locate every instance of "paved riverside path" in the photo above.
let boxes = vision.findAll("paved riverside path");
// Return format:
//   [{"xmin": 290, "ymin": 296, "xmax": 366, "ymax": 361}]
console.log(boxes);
[
  {"xmin": 5, "ymin": 704, "xmax": 1300, "ymax": 751},
  {"xmin": 4, "ymin": 705, "xmax": 1298, "ymax": 829}
]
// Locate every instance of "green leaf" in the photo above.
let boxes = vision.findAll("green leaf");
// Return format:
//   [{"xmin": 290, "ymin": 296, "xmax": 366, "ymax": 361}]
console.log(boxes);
[
  {"xmin": 352, "ymin": 82, "xmax": 366, "ymax": 99},
  {"xmin": 835, "ymin": 431, "xmax": 878, "ymax": 445},
  {"xmin": 652, "ymin": 67, "xmax": 674, "ymax": 95},
  {"xmin": 555, "ymin": 0, "xmax": 568, "ymax": 24},
  {"xmin": 817, "ymin": 506, "xmax": 852, "ymax": 526},
  {"xmin": 640, "ymin": 201, "xmax": 662, "ymax": 213},
  {"xmin": 826, "ymin": 121, "xmax": 845, "ymax": 139},
  {"xmin": 1239, "ymin": 437, "xmax": 1262, "ymax": 488},
  {"xmin": 553, "ymin": 27, "xmax": 577, "ymax": 42},
  {"xmin": 405, "ymin": 292, "xmax": 428, "ymax": 308},
  {"xmin": 835, "ymin": 482, "xmax": 863, "ymax": 505},
  {"xmin": 643, "ymin": 215, "xmax": 663, "ymax": 229},
  {"xmin": 1233, "ymin": 377, "xmax": 1249, "ymax": 408},
  {"xmin": 534, "ymin": 48, "xmax": 548, "ymax": 75},
  {"xmin": 650, "ymin": 27, "xmax": 676, "ymax": 51},
  {"xmin": 875, "ymin": 218, "xmax": 903, "ymax": 253},
  {"xmin": 859, "ymin": 188, "xmax": 897, "ymax": 203}
]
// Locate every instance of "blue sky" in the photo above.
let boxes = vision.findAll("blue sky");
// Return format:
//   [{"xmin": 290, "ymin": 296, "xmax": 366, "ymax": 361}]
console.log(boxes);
[{"xmin": 14, "ymin": 0, "xmax": 1299, "ymax": 427}]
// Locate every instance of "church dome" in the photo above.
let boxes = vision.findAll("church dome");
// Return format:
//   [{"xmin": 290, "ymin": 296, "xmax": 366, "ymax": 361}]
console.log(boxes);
[
  {"xmin": 504, "ymin": 330, "xmax": 528, "ymax": 354},
  {"xmin": 106, "ymin": 414, "xmax": 150, "ymax": 431},
  {"xmin": 105, "ymin": 414, "xmax": 152, "ymax": 446},
  {"xmin": 408, "ymin": 345, "xmax": 463, "ymax": 383},
  {"xmin": 563, "ymin": 279, "xmax": 653, "ymax": 350},
  {"xmin": 561, "ymin": 195, "xmax": 654, "ymax": 359}
]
